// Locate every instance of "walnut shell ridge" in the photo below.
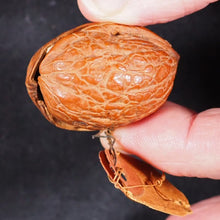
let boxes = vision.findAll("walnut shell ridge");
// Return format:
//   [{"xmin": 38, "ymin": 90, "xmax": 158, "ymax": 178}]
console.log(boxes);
[{"xmin": 26, "ymin": 22, "xmax": 179, "ymax": 131}]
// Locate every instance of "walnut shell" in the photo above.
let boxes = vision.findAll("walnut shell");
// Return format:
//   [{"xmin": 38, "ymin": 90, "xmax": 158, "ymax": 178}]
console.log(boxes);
[
  {"xmin": 26, "ymin": 22, "xmax": 179, "ymax": 131},
  {"xmin": 99, "ymin": 149, "xmax": 191, "ymax": 216}
]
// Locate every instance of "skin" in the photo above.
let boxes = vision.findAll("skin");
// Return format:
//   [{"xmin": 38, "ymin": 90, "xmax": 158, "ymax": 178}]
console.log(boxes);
[
  {"xmin": 77, "ymin": 0, "xmax": 220, "ymax": 219},
  {"xmin": 77, "ymin": 0, "xmax": 218, "ymax": 25}
]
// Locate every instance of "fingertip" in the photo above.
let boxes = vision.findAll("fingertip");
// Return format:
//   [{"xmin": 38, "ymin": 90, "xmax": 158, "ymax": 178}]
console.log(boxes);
[
  {"xmin": 77, "ymin": 0, "xmax": 142, "ymax": 25},
  {"xmin": 109, "ymin": 102, "xmax": 220, "ymax": 179},
  {"xmin": 77, "ymin": 0, "xmax": 98, "ymax": 22}
]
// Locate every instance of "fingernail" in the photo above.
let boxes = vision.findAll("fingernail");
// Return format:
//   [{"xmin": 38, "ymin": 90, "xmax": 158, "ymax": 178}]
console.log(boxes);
[{"xmin": 91, "ymin": 0, "xmax": 128, "ymax": 16}]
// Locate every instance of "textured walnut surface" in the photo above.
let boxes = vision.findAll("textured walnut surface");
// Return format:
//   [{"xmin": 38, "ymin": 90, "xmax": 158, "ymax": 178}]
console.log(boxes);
[
  {"xmin": 99, "ymin": 149, "xmax": 191, "ymax": 216},
  {"xmin": 26, "ymin": 23, "xmax": 179, "ymax": 131}
]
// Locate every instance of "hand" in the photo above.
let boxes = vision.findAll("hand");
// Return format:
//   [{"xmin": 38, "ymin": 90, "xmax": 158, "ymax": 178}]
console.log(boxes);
[
  {"xmin": 99, "ymin": 102, "xmax": 220, "ymax": 219},
  {"xmin": 77, "ymin": 1, "xmax": 220, "ymax": 219}
]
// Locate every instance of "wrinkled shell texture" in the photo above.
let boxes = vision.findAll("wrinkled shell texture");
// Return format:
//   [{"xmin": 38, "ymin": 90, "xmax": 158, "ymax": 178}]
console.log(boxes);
[
  {"xmin": 99, "ymin": 150, "xmax": 191, "ymax": 216},
  {"xmin": 26, "ymin": 23, "xmax": 179, "ymax": 131}
]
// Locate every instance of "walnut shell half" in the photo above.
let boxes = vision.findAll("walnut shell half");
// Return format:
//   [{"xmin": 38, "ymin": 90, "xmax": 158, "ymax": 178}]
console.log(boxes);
[{"xmin": 26, "ymin": 22, "xmax": 179, "ymax": 131}]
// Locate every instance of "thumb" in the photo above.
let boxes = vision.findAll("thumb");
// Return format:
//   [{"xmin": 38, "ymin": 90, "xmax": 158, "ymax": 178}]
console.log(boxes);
[
  {"xmin": 100, "ymin": 102, "xmax": 220, "ymax": 179},
  {"xmin": 77, "ymin": 0, "xmax": 218, "ymax": 26}
]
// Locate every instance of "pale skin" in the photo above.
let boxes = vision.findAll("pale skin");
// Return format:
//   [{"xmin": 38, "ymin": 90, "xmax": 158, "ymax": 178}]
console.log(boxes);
[{"xmin": 77, "ymin": 0, "xmax": 220, "ymax": 219}]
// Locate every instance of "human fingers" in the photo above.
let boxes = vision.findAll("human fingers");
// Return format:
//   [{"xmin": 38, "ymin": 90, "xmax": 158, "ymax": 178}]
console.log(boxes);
[
  {"xmin": 100, "ymin": 101, "xmax": 220, "ymax": 179},
  {"xmin": 77, "ymin": 0, "xmax": 218, "ymax": 26},
  {"xmin": 167, "ymin": 195, "xmax": 220, "ymax": 220}
]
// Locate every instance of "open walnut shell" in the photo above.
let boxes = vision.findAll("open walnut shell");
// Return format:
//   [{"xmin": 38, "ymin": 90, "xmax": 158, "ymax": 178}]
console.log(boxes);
[
  {"xmin": 26, "ymin": 22, "xmax": 190, "ymax": 216},
  {"xmin": 99, "ymin": 149, "xmax": 191, "ymax": 216},
  {"xmin": 26, "ymin": 22, "xmax": 179, "ymax": 131}
]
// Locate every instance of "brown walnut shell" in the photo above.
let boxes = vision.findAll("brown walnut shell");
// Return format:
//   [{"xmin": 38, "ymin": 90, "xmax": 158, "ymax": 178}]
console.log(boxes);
[
  {"xmin": 26, "ymin": 22, "xmax": 179, "ymax": 131},
  {"xmin": 99, "ymin": 149, "xmax": 191, "ymax": 216}
]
